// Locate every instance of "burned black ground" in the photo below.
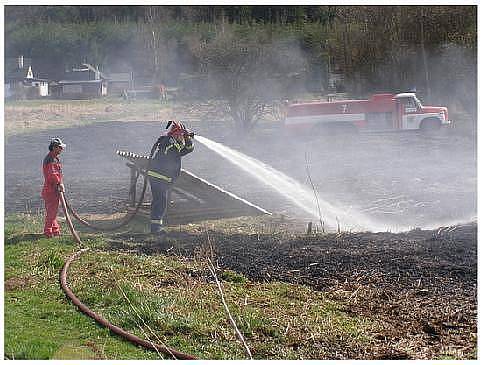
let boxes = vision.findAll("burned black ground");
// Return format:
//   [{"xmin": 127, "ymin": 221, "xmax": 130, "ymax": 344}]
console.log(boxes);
[{"xmin": 106, "ymin": 219, "xmax": 477, "ymax": 359}]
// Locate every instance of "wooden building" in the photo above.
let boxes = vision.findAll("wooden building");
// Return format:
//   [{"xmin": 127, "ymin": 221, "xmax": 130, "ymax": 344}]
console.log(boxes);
[
  {"xmin": 51, "ymin": 63, "xmax": 108, "ymax": 99},
  {"xmin": 51, "ymin": 79, "xmax": 107, "ymax": 99}
]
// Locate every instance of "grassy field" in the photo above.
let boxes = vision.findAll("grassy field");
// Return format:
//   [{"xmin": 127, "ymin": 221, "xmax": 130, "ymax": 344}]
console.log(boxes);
[
  {"xmin": 4, "ymin": 98, "xmax": 177, "ymax": 137},
  {"xmin": 3, "ymin": 97, "xmax": 241, "ymax": 138},
  {"xmin": 4, "ymin": 98, "xmax": 475, "ymax": 138},
  {"xmin": 4, "ymin": 213, "xmax": 376, "ymax": 360}
]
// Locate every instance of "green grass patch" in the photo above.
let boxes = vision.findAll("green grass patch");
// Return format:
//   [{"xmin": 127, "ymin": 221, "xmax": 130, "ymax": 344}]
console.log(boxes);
[
  {"xmin": 221, "ymin": 269, "xmax": 248, "ymax": 283},
  {"xmin": 5, "ymin": 213, "xmax": 376, "ymax": 359}
]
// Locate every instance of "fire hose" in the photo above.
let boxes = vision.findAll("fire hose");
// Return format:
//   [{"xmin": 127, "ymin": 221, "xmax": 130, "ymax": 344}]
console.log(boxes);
[
  {"xmin": 59, "ymin": 193, "xmax": 197, "ymax": 359},
  {"xmin": 63, "ymin": 138, "xmax": 160, "ymax": 231},
  {"xmin": 58, "ymin": 138, "xmax": 198, "ymax": 359},
  {"xmin": 63, "ymin": 176, "xmax": 147, "ymax": 231},
  {"xmin": 65, "ymin": 125, "xmax": 195, "ymax": 232}
]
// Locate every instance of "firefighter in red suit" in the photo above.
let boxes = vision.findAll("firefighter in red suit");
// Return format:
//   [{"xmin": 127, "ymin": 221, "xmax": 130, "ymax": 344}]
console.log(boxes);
[{"xmin": 42, "ymin": 137, "xmax": 66, "ymax": 238}]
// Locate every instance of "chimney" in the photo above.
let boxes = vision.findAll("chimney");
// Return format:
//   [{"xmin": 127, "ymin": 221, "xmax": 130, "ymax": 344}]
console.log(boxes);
[{"xmin": 17, "ymin": 55, "xmax": 24, "ymax": 69}]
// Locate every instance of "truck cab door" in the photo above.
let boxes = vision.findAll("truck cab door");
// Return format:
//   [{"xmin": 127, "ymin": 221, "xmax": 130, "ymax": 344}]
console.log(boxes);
[
  {"xmin": 395, "ymin": 101, "xmax": 403, "ymax": 129},
  {"xmin": 398, "ymin": 97, "xmax": 420, "ymax": 129}
]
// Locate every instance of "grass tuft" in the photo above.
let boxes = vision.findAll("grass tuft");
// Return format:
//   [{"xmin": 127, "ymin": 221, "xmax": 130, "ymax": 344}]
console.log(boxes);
[{"xmin": 221, "ymin": 269, "xmax": 247, "ymax": 283}]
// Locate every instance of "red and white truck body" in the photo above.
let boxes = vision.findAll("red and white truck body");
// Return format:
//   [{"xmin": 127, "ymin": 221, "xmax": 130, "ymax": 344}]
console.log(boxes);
[{"xmin": 284, "ymin": 93, "xmax": 451, "ymax": 133}]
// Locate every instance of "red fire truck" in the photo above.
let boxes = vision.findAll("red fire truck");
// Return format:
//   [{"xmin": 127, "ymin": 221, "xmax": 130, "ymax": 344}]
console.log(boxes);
[{"xmin": 284, "ymin": 92, "xmax": 451, "ymax": 133}]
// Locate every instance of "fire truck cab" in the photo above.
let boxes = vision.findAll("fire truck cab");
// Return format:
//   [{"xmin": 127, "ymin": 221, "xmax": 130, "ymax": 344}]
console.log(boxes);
[{"xmin": 284, "ymin": 92, "xmax": 451, "ymax": 134}]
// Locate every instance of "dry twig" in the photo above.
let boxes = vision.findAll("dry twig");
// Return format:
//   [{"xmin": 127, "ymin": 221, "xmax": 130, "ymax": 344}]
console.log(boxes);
[
  {"xmin": 207, "ymin": 257, "xmax": 253, "ymax": 360},
  {"xmin": 304, "ymin": 152, "xmax": 325, "ymax": 233}
]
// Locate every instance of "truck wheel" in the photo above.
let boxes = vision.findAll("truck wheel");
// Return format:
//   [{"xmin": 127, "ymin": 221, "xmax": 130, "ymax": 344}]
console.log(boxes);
[{"xmin": 420, "ymin": 118, "xmax": 441, "ymax": 133}]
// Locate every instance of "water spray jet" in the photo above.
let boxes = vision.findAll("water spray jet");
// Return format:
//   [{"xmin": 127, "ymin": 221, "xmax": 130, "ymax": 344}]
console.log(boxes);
[{"xmin": 195, "ymin": 135, "xmax": 387, "ymax": 232}]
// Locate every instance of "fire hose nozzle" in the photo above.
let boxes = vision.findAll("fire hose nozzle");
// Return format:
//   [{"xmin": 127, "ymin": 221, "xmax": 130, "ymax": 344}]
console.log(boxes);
[{"xmin": 184, "ymin": 131, "xmax": 195, "ymax": 138}]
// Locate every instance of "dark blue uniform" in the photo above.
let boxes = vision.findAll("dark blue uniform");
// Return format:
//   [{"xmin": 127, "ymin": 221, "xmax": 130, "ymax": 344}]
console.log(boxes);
[{"xmin": 148, "ymin": 135, "xmax": 194, "ymax": 233}]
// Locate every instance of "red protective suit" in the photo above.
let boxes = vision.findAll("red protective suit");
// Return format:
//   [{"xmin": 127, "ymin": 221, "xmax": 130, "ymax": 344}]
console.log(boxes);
[{"xmin": 42, "ymin": 151, "xmax": 63, "ymax": 237}]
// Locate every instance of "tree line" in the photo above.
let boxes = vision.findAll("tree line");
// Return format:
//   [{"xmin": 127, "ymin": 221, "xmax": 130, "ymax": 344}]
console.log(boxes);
[
  {"xmin": 5, "ymin": 5, "xmax": 338, "ymax": 25},
  {"xmin": 5, "ymin": 5, "xmax": 477, "ymax": 129}
]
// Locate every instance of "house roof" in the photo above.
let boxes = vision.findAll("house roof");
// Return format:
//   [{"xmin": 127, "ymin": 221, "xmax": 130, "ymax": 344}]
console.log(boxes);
[
  {"xmin": 57, "ymin": 79, "xmax": 104, "ymax": 85},
  {"xmin": 81, "ymin": 63, "xmax": 107, "ymax": 79},
  {"xmin": 27, "ymin": 77, "xmax": 49, "ymax": 82},
  {"xmin": 5, "ymin": 64, "xmax": 50, "ymax": 82},
  {"xmin": 394, "ymin": 92, "xmax": 417, "ymax": 99},
  {"xmin": 5, "ymin": 68, "xmax": 30, "ymax": 81}
]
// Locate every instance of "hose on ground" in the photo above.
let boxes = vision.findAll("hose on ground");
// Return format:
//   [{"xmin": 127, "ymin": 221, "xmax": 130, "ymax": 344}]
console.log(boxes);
[
  {"xmin": 63, "ymin": 173, "xmax": 147, "ymax": 231},
  {"xmin": 63, "ymin": 140, "xmax": 159, "ymax": 231},
  {"xmin": 59, "ymin": 191, "xmax": 197, "ymax": 360}
]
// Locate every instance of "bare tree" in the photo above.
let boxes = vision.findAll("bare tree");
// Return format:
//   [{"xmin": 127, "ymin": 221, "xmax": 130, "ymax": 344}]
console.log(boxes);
[{"xmin": 194, "ymin": 30, "xmax": 306, "ymax": 133}]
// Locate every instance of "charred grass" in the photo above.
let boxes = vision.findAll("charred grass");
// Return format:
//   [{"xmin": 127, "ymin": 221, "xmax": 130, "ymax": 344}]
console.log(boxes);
[{"xmin": 3, "ymin": 214, "xmax": 477, "ymax": 359}]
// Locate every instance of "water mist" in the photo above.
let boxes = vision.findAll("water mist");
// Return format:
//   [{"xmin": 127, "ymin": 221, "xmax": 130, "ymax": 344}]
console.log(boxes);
[{"xmin": 195, "ymin": 135, "xmax": 387, "ymax": 232}]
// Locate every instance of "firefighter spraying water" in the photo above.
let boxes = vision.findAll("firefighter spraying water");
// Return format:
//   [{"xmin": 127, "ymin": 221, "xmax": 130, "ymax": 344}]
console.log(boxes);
[{"xmin": 147, "ymin": 121, "xmax": 194, "ymax": 236}]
